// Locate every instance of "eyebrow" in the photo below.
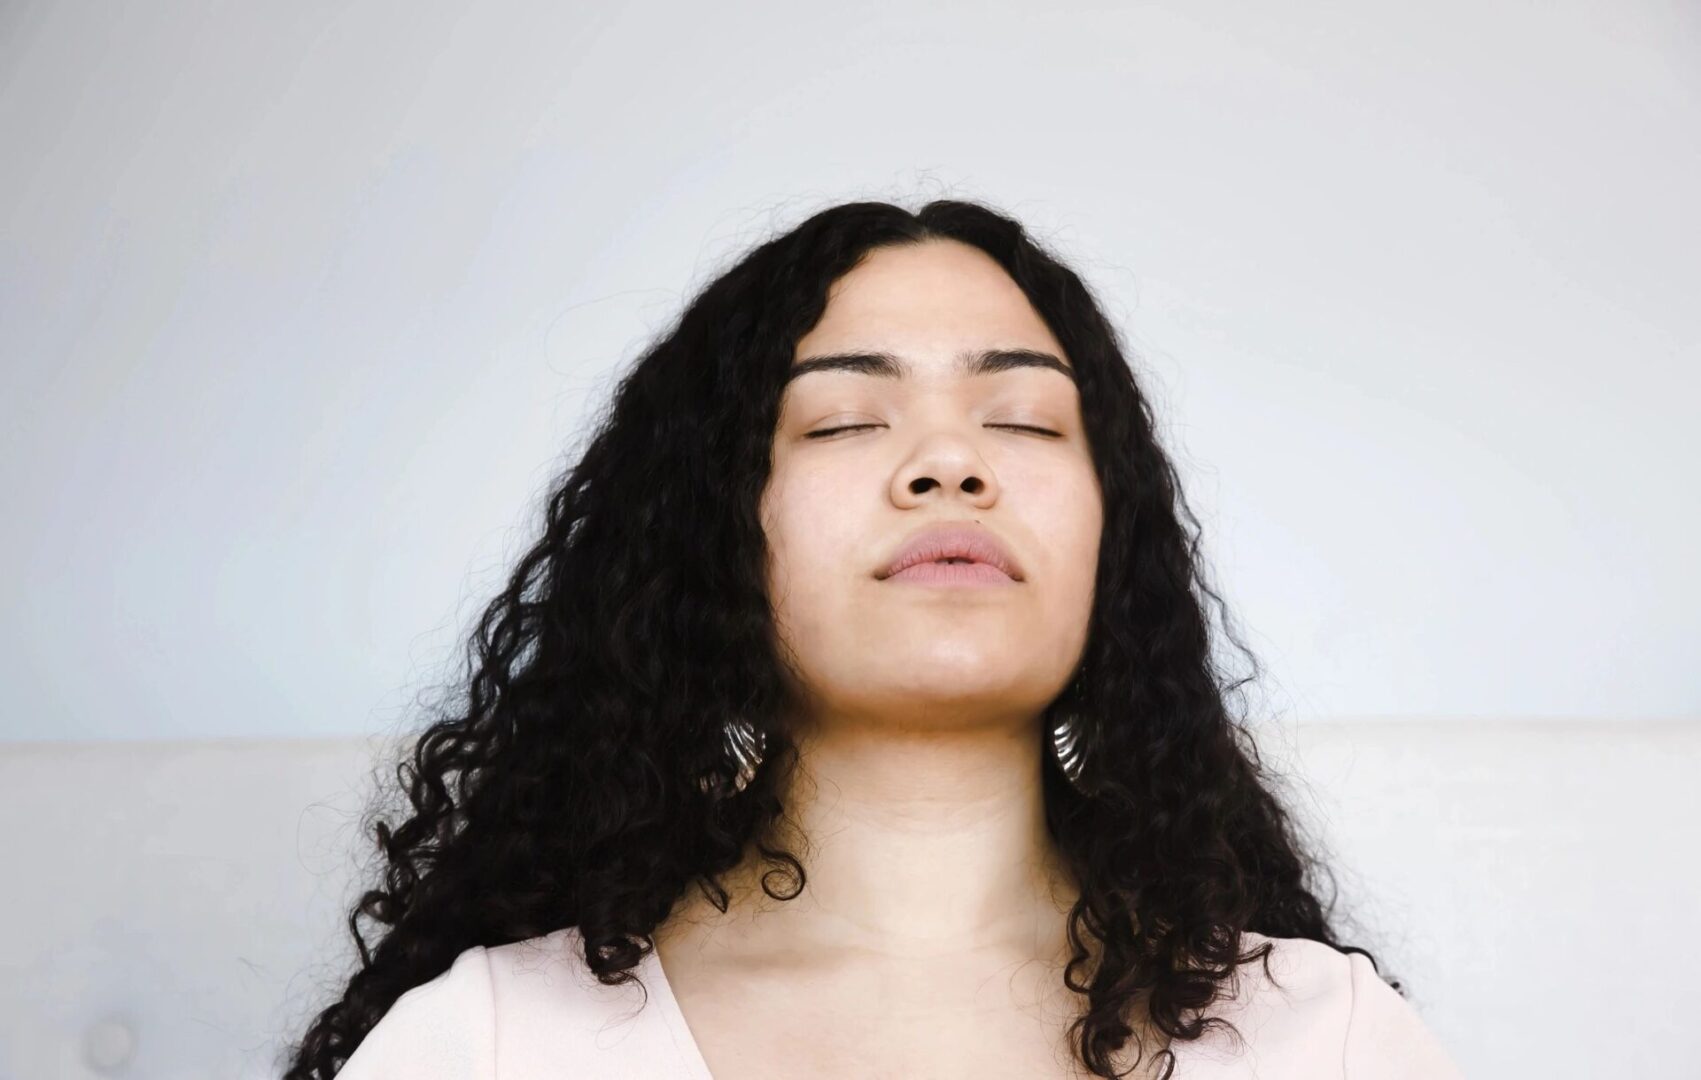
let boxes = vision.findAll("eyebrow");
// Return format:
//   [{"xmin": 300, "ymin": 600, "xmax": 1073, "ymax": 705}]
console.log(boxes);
[{"xmin": 786, "ymin": 348, "xmax": 1076, "ymax": 386}]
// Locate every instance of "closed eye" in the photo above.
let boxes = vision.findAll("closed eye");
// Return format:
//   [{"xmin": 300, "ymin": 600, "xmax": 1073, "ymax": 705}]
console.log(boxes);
[{"xmin": 805, "ymin": 423, "xmax": 1062, "ymax": 439}]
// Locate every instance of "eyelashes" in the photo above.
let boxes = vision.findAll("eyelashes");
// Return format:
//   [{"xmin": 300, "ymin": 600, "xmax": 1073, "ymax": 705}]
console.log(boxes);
[{"xmin": 804, "ymin": 423, "xmax": 1063, "ymax": 440}]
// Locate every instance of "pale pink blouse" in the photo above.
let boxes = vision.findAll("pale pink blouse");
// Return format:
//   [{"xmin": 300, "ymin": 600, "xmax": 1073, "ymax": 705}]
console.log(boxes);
[{"xmin": 335, "ymin": 925, "xmax": 1465, "ymax": 1078}]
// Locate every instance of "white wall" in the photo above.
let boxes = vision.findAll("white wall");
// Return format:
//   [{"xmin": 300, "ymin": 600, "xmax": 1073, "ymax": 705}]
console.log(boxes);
[{"xmin": 2, "ymin": 0, "xmax": 1696, "ymax": 1076}]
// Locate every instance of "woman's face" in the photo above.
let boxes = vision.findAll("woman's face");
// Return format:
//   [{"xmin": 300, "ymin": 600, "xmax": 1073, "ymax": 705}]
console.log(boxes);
[{"xmin": 762, "ymin": 239, "xmax": 1103, "ymax": 733}]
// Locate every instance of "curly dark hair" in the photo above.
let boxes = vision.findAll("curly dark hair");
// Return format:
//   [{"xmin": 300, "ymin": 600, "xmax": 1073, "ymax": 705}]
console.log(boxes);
[{"xmin": 282, "ymin": 195, "xmax": 1398, "ymax": 1080}]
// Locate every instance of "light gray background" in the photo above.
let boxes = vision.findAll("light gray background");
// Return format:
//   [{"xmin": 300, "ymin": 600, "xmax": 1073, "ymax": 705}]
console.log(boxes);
[
  {"xmin": 2, "ymin": 1, "xmax": 1696, "ymax": 1078},
  {"xmin": 4, "ymin": 0, "xmax": 1695, "ymax": 743}
]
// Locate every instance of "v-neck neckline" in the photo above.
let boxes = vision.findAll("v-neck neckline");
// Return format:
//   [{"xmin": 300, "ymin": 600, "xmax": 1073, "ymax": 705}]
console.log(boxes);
[
  {"xmin": 636, "ymin": 934, "xmax": 1194, "ymax": 1080},
  {"xmin": 643, "ymin": 941, "xmax": 718, "ymax": 1080}
]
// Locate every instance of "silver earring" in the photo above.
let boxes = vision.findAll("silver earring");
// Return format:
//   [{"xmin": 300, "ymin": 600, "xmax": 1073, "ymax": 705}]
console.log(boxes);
[
  {"xmin": 725, "ymin": 715, "xmax": 766, "ymax": 794},
  {"xmin": 697, "ymin": 716, "xmax": 767, "ymax": 797},
  {"xmin": 1051, "ymin": 712, "xmax": 1088, "ymax": 790}
]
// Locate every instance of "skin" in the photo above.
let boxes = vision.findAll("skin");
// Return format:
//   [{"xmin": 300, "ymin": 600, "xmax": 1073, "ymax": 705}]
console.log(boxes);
[{"xmin": 653, "ymin": 240, "xmax": 1154, "ymax": 1078}]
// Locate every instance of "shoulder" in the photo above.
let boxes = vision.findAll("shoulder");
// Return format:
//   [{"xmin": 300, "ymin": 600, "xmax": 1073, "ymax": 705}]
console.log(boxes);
[
  {"xmin": 481, "ymin": 924, "xmax": 650, "ymax": 1016},
  {"xmin": 337, "ymin": 927, "xmax": 676, "ymax": 1079},
  {"xmin": 1175, "ymin": 932, "xmax": 1464, "ymax": 1079},
  {"xmin": 335, "ymin": 944, "xmax": 496, "ymax": 1079},
  {"xmin": 486, "ymin": 925, "xmax": 703, "ymax": 1072}
]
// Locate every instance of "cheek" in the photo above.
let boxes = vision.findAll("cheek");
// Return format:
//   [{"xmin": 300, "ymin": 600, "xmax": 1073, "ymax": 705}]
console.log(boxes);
[
  {"xmin": 1032, "ymin": 471, "xmax": 1103, "ymax": 588},
  {"xmin": 761, "ymin": 467, "xmax": 851, "ymax": 592}
]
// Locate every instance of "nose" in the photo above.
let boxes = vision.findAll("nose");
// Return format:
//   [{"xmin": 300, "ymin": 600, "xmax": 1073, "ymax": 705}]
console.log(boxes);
[{"xmin": 889, "ymin": 432, "xmax": 1000, "ymax": 509}]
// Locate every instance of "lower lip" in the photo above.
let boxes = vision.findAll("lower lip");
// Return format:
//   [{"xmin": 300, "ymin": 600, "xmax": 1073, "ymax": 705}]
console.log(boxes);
[{"xmin": 884, "ymin": 561, "xmax": 1018, "ymax": 586}]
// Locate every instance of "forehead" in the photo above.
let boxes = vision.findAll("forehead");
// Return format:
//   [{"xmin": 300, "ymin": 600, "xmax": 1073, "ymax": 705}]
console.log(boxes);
[{"xmin": 793, "ymin": 239, "xmax": 1067, "ymax": 372}]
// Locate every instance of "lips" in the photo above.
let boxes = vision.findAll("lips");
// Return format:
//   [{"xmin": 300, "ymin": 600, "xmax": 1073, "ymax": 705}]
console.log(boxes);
[{"xmin": 875, "ymin": 522, "xmax": 1024, "ymax": 582}]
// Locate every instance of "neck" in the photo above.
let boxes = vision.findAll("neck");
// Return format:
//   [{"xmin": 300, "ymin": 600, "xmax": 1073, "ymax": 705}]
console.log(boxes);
[{"xmin": 666, "ymin": 714, "xmax": 1080, "ymax": 964}]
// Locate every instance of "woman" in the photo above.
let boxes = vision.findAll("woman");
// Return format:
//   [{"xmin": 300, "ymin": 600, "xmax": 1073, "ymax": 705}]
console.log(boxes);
[{"xmin": 284, "ymin": 198, "xmax": 1463, "ymax": 1079}]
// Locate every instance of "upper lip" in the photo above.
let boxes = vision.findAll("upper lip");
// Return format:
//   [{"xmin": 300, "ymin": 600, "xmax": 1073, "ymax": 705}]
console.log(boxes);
[{"xmin": 875, "ymin": 521, "xmax": 1025, "ymax": 582}]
